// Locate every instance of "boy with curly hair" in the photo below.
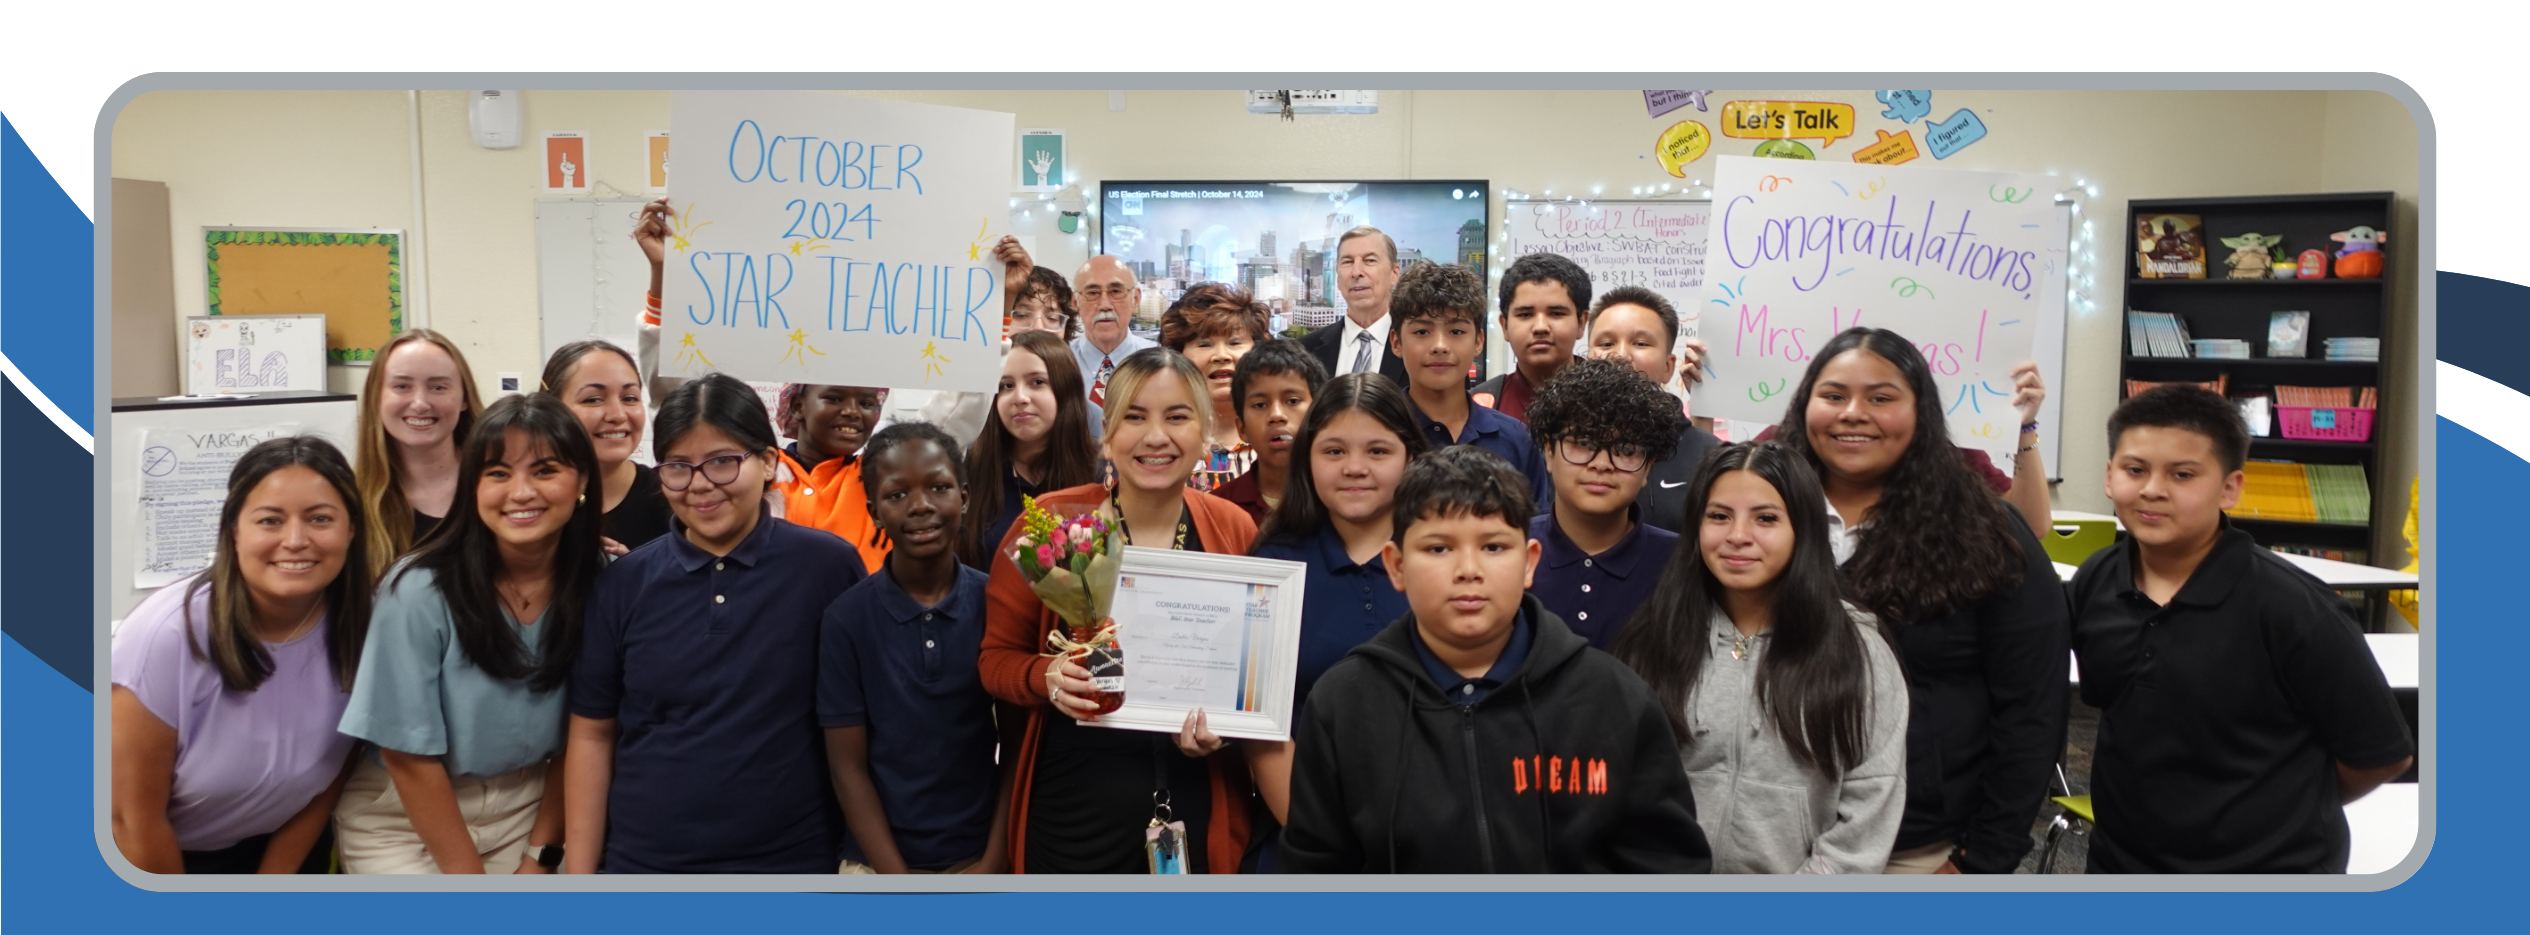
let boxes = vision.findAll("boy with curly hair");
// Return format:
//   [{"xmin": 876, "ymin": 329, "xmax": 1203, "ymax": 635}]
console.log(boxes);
[{"xmin": 1523, "ymin": 359, "xmax": 1689, "ymax": 650}]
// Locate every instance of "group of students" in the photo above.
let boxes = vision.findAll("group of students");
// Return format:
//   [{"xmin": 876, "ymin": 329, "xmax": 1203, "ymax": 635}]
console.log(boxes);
[{"xmin": 109, "ymin": 209, "xmax": 2411, "ymax": 877}]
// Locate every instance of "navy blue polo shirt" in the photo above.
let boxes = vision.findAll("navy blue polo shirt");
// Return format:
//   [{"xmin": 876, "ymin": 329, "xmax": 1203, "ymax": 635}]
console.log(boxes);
[
  {"xmin": 1409, "ymin": 396, "xmax": 1552, "ymax": 506},
  {"xmin": 965, "ymin": 468, "xmax": 1043, "ymax": 572},
  {"xmin": 816, "ymin": 561, "xmax": 998, "ymax": 870},
  {"xmin": 1252, "ymin": 524, "xmax": 1410, "ymax": 713},
  {"xmin": 1528, "ymin": 509, "xmax": 1681, "ymax": 650},
  {"xmin": 573, "ymin": 511, "xmax": 867, "ymax": 873},
  {"xmin": 1409, "ymin": 608, "xmax": 1533, "ymax": 707}
]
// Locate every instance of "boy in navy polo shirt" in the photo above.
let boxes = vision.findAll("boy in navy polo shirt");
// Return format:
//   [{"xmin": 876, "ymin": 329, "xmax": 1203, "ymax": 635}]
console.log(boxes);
[
  {"xmin": 819, "ymin": 422, "xmax": 1009, "ymax": 873},
  {"xmin": 1388, "ymin": 263, "xmax": 1552, "ymax": 504},
  {"xmin": 1281, "ymin": 446, "xmax": 1709, "ymax": 873},
  {"xmin": 1214, "ymin": 339, "xmax": 1328, "ymax": 522},
  {"xmin": 2070, "ymin": 386, "xmax": 2412, "ymax": 873},
  {"xmin": 1520, "ymin": 358, "xmax": 1687, "ymax": 650}
]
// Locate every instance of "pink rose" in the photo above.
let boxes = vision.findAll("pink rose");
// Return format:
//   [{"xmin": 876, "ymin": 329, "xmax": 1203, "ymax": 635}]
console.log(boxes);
[
  {"xmin": 1036, "ymin": 544, "xmax": 1058, "ymax": 568},
  {"xmin": 1050, "ymin": 527, "xmax": 1069, "ymax": 551}
]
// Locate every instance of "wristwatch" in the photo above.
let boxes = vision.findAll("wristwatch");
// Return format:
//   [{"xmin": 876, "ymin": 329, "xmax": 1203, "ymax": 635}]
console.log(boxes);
[{"xmin": 530, "ymin": 843, "xmax": 564, "ymax": 869}]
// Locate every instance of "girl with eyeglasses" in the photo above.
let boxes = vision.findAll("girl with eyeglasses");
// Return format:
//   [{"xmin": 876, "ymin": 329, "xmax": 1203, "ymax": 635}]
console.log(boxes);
[
  {"xmin": 334, "ymin": 394, "xmax": 606, "ymax": 873},
  {"xmin": 1519, "ymin": 359, "xmax": 1690, "ymax": 650},
  {"xmin": 564, "ymin": 373, "xmax": 867, "ymax": 873},
  {"xmin": 111, "ymin": 436, "xmax": 372, "ymax": 874}
]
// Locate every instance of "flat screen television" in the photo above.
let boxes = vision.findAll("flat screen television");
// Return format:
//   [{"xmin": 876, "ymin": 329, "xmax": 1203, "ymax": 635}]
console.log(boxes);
[{"xmin": 1096, "ymin": 180, "xmax": 1490, "ymax": 338}]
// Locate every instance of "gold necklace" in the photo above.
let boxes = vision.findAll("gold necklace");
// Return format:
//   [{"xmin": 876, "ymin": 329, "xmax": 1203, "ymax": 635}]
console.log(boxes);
[
  {"xmin": 497, "ymin": 578, "xmax": 549, "ymax": 623},
  {"xmin": 266, "ymin": 600, "xmax": 322, "ymax": 645}
]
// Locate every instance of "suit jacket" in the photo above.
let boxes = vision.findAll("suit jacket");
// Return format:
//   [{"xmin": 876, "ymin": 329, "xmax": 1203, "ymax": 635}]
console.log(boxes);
[{"xmin": 1299, "ymin": 317, "xmax": 1410, "ymax": 386}]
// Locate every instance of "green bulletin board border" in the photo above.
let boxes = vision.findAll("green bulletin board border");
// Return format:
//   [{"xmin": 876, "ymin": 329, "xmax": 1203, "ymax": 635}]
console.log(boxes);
[{"xmin": 203, "ymin": 228, "xmax": 404, "ymax": 363}]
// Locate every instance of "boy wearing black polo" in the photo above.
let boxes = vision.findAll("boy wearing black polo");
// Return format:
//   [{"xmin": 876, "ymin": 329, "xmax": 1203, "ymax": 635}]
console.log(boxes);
[
  {"xmin": 1388, "ymin": 263, "xmax": 1552, "ymax": 505},
  {"xmin": 1280, "ymin": 446, "xmax": 1710, "ymax": 873},
  {"xmin": 2070, "ymin": 386, "xmax": 2412, "ymax": 873},
  {"xmin": 819, "ymin": 423, "xmax": 1009, "ymax": 873}
]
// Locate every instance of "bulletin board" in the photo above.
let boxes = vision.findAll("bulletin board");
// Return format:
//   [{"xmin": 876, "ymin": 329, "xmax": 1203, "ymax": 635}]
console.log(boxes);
[{"xmin": 204, "ymin": 228, "xmax": 404, "ymax": 363}]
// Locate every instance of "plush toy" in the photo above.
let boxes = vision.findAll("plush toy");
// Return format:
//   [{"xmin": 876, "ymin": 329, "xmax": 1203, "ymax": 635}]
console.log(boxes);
[
  {"xmin": 2220, "ymin": 232, "xmax": 2284, "ymax": 279},
  {"xmin": 2330, "ymin": 225, "xmax": 2388, "ymax": 279},
  {"xmin": 2298, "ymin": 248, "xmax": 2329, "ymax": 279}
]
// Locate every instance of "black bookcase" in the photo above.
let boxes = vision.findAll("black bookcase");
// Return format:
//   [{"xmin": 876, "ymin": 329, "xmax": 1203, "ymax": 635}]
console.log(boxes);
[{"xmin": 2121, "ymin": 191, "xmax": 2393, "ymax": 556}]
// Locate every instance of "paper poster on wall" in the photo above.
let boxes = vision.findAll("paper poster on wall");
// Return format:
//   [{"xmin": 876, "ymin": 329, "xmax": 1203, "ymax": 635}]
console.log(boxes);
[
  {"xmin": 1018, "ymin": 128, "xmax": 1064, "ymax": 192},
  {"xmin": 646, "ymin": 130, "xmax": 672, "ymax": 193},
  {"xmin": 545, "ymin": 131, "xmax": 590, "ymax": 193},
  {"xmin": 185, "ymin": 315, "xmax": 326, "ymax": 394},
  {"xmin": 1695, "ymin": 155, "xmax": 2056, "ymax": 463},
  {"xmin": 661, "ymin": 90, "xmax": 1014, "ymax": 393},
  {"xmin": 1504, "ymin": 198, "xmax": 1709, "ymax": 399},
  {"xmin": 135, "ymin": 423, "xmax": 298, "ymax": 588}
]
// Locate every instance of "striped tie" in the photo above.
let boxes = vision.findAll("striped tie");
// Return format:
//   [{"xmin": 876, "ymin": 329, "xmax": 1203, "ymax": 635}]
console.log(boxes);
[
  {"xmin": 1349, "ymin": 331, "xmax": 1376, "ymax": 377},
  {"xmin": 1091, "ymin": 355, "xmax": 1115, "ymax": 406}
]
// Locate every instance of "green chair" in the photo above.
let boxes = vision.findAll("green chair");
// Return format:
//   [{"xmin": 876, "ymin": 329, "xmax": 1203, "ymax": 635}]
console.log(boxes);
[
  {"xmin": 2043, "ymin": 517, "xmax": 2118, "ymax": 567},
  {"xmin": 2037, "ymin": 764, "xmax": 2095, "ymax": 874}
]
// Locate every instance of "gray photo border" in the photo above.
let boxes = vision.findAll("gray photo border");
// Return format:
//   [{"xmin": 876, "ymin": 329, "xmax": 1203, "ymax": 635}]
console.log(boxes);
[{"xmin": 88, "ymin": 71, "xmax": 2435, "ymax": 894}]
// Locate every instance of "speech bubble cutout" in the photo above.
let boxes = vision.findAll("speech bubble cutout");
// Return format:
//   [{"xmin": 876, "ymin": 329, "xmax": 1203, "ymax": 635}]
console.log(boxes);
[
  {"xmin": 1718, "ymin": 100, "xmax": 1857, "ymax": 149},
  {"xmin": 1875, "ymin": 90, "xmax": 1933, "ymax": 124},
  {"xmin": 1644, "ymin": 90, "xmax": 1710, "ymax": 117},
  {"xmin": 1923, "ymin": 109, "xmax": 1990, "ymax": 159},
  {"xmin": 1851, "ymin": 129, "xmax": 1920, "ymax": 166},
  {"xmin": 1655, "ymin": 120, "xmax": 1713, "ymax": 176},
  {"xmin": 1752, "ymin": 139, "xmax": 1815, "ymax": 160}
]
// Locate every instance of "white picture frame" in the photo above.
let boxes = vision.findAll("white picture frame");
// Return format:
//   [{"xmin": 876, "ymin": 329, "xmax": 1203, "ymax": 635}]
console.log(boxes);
[{"xmin": 1084, "ymin": 546, "xmax": 1307, "ymax": 742}]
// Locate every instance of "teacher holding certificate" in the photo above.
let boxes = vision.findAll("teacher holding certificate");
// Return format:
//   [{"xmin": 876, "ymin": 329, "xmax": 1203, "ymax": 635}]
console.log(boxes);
[{"xmin": 982, "ymin": 348, "xmax": 1260, "ymax": 874}]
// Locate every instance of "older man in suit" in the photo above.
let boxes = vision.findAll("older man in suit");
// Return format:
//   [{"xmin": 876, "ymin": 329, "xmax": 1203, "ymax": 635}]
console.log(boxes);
[{"xmin": 1296, "ymin": 226, "xmax": 1410, "ymax": 386}]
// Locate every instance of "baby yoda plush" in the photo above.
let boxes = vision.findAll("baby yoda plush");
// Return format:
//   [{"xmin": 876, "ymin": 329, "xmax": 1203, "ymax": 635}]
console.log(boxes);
[
  {"xmin": 2331, "ymin": 226, "xmax": 2389, "ymax": 278},
  {"xmin": 2221, "ymin": 232, "xmax": 2285, "ymax": 279}
]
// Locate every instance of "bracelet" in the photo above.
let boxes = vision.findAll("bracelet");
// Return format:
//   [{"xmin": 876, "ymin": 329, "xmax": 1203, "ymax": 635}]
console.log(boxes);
[
  {"xmin": 2020, "ymin": 421, "xmax": 2039, "ymax": 434},
  {"xmin": 2018, "ymin": 444, "xmax": 2039, "ymax": 455}
]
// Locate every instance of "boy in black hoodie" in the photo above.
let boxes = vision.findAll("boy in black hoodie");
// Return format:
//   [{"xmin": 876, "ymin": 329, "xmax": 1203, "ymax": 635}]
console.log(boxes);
[{"xmin": 1280, "ymin": 446, "xmax": 1712, "ymax": 873}]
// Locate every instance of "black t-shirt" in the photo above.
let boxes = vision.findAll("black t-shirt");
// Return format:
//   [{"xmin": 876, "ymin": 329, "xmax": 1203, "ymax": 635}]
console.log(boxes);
[
  {"xmin": 2070, "ymin": 519, "xmax": 2413, "ymax": 873},
  {"xmin": 604, "ymin": 464, "xmax": 674, "ymax": 550},
  {"xmin": 1635, "ymin": 422, "xmax": 1725, "ymax": 535}
]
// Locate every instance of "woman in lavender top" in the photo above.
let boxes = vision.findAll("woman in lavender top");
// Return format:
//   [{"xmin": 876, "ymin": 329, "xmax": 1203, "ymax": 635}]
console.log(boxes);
[{"xmin": 111, "ymin": 436, "xmax": 375, "ymax": 874}]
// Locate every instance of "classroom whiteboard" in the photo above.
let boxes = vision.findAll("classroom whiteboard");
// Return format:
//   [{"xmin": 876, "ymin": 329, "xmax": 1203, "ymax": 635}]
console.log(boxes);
[
  {"xmin": 1501, "ymin": 197, "xmax": 2067, "ymax": 476},
  {"xmin": 535, "ymin": 198, "xmax": 653, "ymax": 372}
]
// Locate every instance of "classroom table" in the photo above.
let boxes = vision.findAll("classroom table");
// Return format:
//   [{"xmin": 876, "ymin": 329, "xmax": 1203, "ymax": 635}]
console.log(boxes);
[{"xmin": 2344, "ymin": 781, "xmax": 2420, "ymax": 875}]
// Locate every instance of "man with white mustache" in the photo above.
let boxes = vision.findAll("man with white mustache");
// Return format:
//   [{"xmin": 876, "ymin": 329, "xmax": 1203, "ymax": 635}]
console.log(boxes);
[{"xmin": 1067, "ymin": 256, "xmax": 1157, "ymax": 409}]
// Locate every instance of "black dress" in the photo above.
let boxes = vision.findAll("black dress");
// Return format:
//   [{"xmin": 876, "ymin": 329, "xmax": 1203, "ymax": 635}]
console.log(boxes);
[
  {"xmin": 603, "ymin": 464, "xmax": 674, "ymax": 550},
  {"xmin": 1021, "ymin": 519, "xmax": 1216, "ymax": 873}
]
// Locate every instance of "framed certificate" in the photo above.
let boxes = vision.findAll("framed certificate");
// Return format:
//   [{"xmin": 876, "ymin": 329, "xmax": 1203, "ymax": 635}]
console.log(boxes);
[{"xmin": 1085, "ymin": 546, "xmax": 1307, "ymax": 742}]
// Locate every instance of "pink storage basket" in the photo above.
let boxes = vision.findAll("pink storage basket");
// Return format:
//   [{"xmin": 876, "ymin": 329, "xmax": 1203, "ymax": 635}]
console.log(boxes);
[{"xmin": 2277, "ymin": 405, "xmax": 2374, "ymax": 442}]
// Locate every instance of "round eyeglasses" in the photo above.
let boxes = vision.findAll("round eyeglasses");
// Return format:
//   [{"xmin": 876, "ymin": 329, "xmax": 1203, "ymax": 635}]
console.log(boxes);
[
  {"xmin": 656, "ymin": 453, "xmax": 751, "ymax": 491},
  {"xmin": 1554, "ymin": 437, "xmax": 1648, "ymax": 473}
]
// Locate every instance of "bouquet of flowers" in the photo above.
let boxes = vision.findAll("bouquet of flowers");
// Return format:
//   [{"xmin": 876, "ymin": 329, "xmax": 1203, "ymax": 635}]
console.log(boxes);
[{"xmin": 1011, "ymin": 496, "xmax": 1126, "ymax": 714}]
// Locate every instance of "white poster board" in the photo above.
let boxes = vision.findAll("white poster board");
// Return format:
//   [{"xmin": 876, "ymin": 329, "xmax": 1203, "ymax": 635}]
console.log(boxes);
[
  {"xmin": 1697, "ymin": 156, "xmax": 2057, "ymax": 463},
  {"xmin": 110, "ymin": 394, "xmax": 361, "ymax": 621},
  {"xmin": 662, "ymin": 91, "xmax": 1014, "ymax": 393},
  {"xmin": 185, "ymin": 315, "xmax": 327, "ymax": 394},
  {"xmin": 1503, "ymin": 198, "xmax": 1709, "ymax": 397}
]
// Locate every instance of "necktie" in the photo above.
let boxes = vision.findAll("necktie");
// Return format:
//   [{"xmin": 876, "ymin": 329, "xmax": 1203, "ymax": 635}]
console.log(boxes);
[
  {"xmin": 1349, "ymin": 331, "xmax": 1376, "ymax": 377},
  {"xmin": 1091, "ymin": 355, "xmax": 1115, "ymax": 406}
]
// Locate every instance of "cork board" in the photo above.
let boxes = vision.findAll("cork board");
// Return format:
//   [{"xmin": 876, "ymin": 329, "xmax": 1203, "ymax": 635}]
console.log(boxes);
[{"xmin": 204, "ymin": 229, "xmax": 403, "ymax": 362}]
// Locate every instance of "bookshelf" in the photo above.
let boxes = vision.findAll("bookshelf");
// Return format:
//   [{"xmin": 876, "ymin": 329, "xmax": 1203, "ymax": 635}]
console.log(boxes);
[{"xmin": 2122, "ymin": 191, "xmax": 2393, "ymax": 562}]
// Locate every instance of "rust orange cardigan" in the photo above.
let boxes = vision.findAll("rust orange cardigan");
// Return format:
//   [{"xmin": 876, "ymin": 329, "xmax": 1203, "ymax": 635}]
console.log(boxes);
[{"xmin": 980, "ymin": 482, "xmax": 1260, "ymax": 873}]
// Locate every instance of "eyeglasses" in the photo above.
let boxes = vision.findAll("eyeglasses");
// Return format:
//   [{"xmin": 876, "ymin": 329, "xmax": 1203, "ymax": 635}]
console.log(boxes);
[
  {"xmin": 656, "ymin": 454, "xmax": 751, "ymax": 491},
  {"xmin": 1554, "ymin": 437, "xmax": 1648, "ymax": 473}
]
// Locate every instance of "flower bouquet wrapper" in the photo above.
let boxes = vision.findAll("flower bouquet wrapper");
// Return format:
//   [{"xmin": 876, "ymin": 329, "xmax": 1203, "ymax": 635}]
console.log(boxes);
[{"xmin": 1010, "ymin": 497, "xmax": 1126, "ymax": 711}]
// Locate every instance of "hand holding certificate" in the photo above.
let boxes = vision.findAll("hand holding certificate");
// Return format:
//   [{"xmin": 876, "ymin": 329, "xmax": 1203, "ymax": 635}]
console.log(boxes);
[{"xmin": 1088, "ymin": 547, "xmax": 1308, "ymax": 742}]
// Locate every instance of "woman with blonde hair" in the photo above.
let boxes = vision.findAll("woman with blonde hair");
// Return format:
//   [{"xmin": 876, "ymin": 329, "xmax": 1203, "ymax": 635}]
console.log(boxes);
[{"xmin": 356, "ymin": 329, "xmax": 486, "ymax": 574}]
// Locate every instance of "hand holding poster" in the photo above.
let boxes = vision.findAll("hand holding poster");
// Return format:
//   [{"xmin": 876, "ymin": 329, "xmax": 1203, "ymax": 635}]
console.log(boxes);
[
  {"xmin": 1696, "ymin": 155, "xmax": 2056, "ymax": 461},
  {"xmin": 663, "ymin": 91, "xmax": 1014, "ymax": 393}
]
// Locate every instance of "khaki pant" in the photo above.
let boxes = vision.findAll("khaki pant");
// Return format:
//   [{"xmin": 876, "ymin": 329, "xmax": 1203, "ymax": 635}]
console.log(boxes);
[
  {"xmin": 1881, "ymin": 839, "xmax": 1958, "ymax": 874},
  {"xmin": 839, "ymin": 856, "xmax": 982, "ymax": 875},
  {"xmin": 334, "ymin": 756, "xmax": 545, "ymax": 874}
]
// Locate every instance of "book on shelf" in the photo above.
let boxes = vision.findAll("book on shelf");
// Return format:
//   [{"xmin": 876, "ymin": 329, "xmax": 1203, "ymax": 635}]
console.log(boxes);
[
  {"xmin": 2193, "ymin": 339, "xmax": 2253, "ymax": 360},
  {"xmin": 2125, "ymin": 310, "xmax": 2194, "ymax": 357},
  {"xmin": 2230, "ymin": 461, "xmax": 2369, "ymax": 526},
  {"xmin": 2267, "ymin": 311, "xmax": 2311, "ymax": 358},
  {"xmin": 2324, "ymin": 337, "xmax": 2381, "ymax": 362},
  {"xmin": 2126, "ymin": 375, "xmax": 2228, "ymax": 398},
  {"xmin": 2276, "ymin": 385, "xmax": 2378, "ymax": 408},
  {"xmin": 2237, "ymin": 395, "xmax": 2273, "ymax": 437},
  {"xmin": 2135, "ymin": 213, "xmax": 2208, "ymax": 278}
]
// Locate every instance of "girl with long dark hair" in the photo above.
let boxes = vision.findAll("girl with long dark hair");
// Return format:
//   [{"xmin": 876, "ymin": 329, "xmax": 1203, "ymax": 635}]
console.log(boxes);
[
  {"xmin": 1613, "ymin": 442, "xmax": 1907, "ymax": 873},
  {"xmin": 1772, "ymin": 327, "xmax": 2069, "ymax": 874},
  {"xmin": 112, "ymin": 436, "xmax": 373, "ymax": 874},
  {"xmin": 540, "ymin": 339, "xmax": 672, "ymax": 552},
  {"xmin": 335, "ymin": 394, "xmax": 606, "ymax": 873},
  {"xmin": 960, "ymin": 329, "xmax": 1102, "ymax": 570},
  {"xmin": 564, "ymin": 373, "xmax": 867, "ymax": 873}
]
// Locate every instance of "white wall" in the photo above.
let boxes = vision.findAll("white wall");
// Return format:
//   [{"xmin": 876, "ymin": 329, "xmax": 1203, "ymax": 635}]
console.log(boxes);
[
  {"xmin": 2317, "ymin": 90, "xmax": 2422, "ymax": 562},
  {"xmin": 112, "ymin": 88, "xmax": 2419, "ymax": 531}
]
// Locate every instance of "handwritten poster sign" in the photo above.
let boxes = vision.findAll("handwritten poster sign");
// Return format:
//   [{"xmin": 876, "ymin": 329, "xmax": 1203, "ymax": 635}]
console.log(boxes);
[
  {"xmin": 663, "ymin": 91, "xmax": 1013, "ymax": 392},
  {"xmin": 1697, "ymin": 155, "xmax": 2056, "ymax": 461},
  {"xmin": 186, "ymin": 315, "xmax": 327, "ymax": 394},
  {"xmin": 1504, "ymin": 199, "xmax": 1709, "ymax": 345}
]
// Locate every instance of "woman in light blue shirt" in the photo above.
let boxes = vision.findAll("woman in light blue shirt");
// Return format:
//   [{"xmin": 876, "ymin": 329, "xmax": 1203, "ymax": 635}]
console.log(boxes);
[{"xmin": 336, "ymin": 394, "xmax": 606, "ymax": 874}]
